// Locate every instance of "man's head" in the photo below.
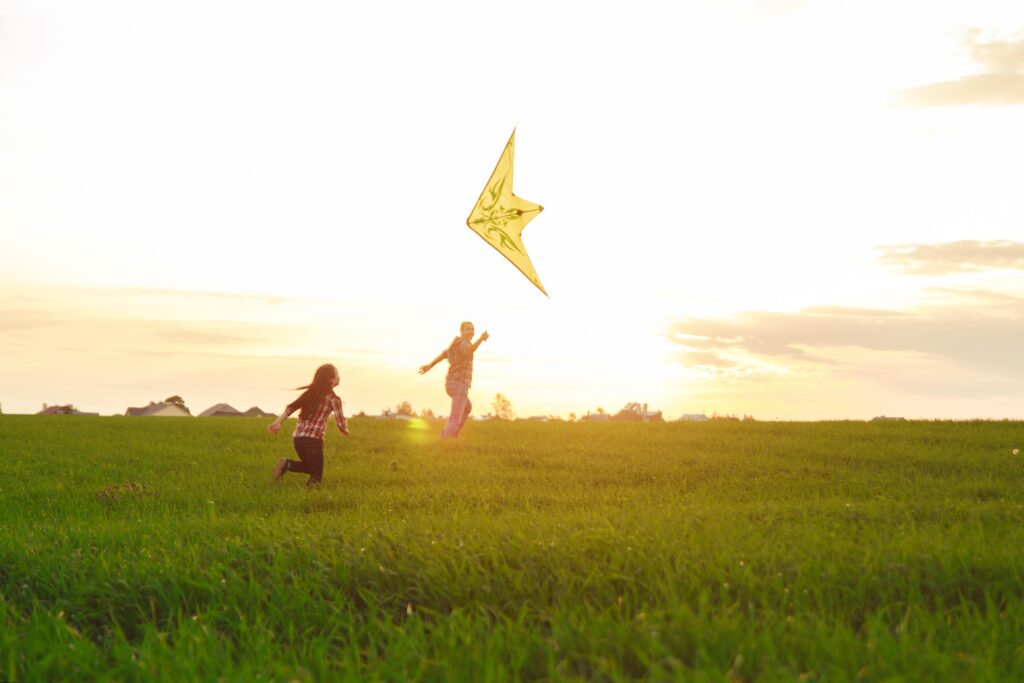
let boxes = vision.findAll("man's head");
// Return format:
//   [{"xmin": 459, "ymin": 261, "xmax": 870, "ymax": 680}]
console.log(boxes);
[{"xmin": 460, "ymin": 321, "xmax": 474, "ymax": 340}]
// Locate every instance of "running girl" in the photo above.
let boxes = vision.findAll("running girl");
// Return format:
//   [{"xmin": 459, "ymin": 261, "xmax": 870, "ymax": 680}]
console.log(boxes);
[{"xmin": 267, "ymin": 363, "xmax": 348, "ymax": 485}]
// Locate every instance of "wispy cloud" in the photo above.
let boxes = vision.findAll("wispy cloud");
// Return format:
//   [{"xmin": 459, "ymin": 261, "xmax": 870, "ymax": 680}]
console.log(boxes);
[
  {"xmin": 896, "ymin": 73, "xmax": 1024, "ymax": 107},
  {"xmin": 878, "ymin": 240, "xmax": 1024, "ymax": 275},
  {"xmin": 118, "ymin": 287, "xmax": 292, "ymax": 306},
  {"xmin": 0, "ymin": 283, "xmax": 456, "ymax": 415},
  {"xmin": 670, "ymin": 300, "xmax": 1024, "ymax": 392},
  {"xmin": 678, "ymin": 350, "xmax": 737, "ymax": 369},
  {"xmin": 0, "ymin": 310, "xmax": 58, "ymax": 332},
  {"xmin": 967, "ymin": 30, "xmax": 1024, "ymax": 72},
  {"xmin": 924, "ymin": 287, "xmax": 1024, "ymax": 304},
  {"xmin": 159, "ymin": 328, "xmax": 262, "ymax": 346},
  {"xmin": 896, "ymin": 31, "xmax": 1024, "ymax": 107},
  {"xmin": 800, "ymin": 305, "xmax": 911, "ymax": 318}
]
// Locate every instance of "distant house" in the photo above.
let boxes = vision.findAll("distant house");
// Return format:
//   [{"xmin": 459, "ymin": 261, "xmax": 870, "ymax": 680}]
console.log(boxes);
[
  {"xmin": 199, "ymin": 403, "xmax": 242, "ymax": 417},
  {"xmin": 580, "ymin": 412, "xmax": 610, "ymax": 422},
  {"xmin": 36, "ymin": 404, "xmax": 98, "ymax": 416},
  {"xmin": 243, "ymin": 406, "xmax": 275, "ymax": 418},
  {"xmin": 677, "ymin": 413, "xmax": 709, "ymax": 422},
  {"xmin": 612, "ymin": 402, "xmax": 664, "ymax": 422},
  {"xmin": 125, "ymin": 402, "xmax": 191, "ymax": 417}
]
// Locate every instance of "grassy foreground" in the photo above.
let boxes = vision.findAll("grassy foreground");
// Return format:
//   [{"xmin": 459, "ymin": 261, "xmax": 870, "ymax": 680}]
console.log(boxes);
[{"xmin": 1, "ymin": 415, "xmax": 1023, "ymax": 681}]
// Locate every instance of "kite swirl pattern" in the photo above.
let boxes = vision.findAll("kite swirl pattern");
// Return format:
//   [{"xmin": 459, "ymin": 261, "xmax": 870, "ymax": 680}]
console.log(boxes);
[{"xmin": 475, "ymin": 175, "xmax": 524, "ymax": 254}]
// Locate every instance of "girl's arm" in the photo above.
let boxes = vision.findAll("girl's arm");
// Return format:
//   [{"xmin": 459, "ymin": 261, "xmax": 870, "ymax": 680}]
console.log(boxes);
[
  {"xmin": 267, "ymin": 405, "xmax": 296, "ymax": 434},
  {"xmin": 334, "ymin": 398, "xmax": 349, "ymax": 436},
  {"xmin": 418, "ymin": 348, "xmax": 448, "ymax": 375}
]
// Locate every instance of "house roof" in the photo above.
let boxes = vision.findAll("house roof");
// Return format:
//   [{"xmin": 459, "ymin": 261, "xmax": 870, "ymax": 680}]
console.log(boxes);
[
  {"xmin": 125, "ymin": 402, "xmax": 190, "ymax": 417},
  {"xmin": 37, "ymin": 404, "xmax": 76, "ymax": 415},
  {"xmin": 243, "ymin": 406, "xmax": 275, "ymax": 417},
  {"xmin": 125, "ymin": 405, "xmax": 153, "ymax": 416},
  {"xmin": 199, "ymin": 403, "xmax": 241, "ymax": 417}
]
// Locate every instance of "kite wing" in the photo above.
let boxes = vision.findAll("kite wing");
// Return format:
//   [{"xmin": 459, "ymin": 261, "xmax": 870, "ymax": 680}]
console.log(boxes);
[{"xmin": 466, "ymin": 129, "xmax": 547, "ymax": 296}]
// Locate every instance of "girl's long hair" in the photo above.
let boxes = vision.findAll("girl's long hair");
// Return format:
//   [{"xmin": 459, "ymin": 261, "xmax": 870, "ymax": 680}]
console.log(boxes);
[{"xmin": 287, "ymin": 363, "xmax": 338, "ymax": 419}]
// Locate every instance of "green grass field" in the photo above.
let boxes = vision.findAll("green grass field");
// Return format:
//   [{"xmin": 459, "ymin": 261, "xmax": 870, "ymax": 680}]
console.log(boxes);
[{"xmin": 1, "ymin": 415, "xmax": 1023, "ymax": 681}]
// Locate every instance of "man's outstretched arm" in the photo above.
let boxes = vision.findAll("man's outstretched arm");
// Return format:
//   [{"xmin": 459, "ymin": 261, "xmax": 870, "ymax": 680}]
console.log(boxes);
[{"xmin": 419, "ymin": 349, "xmax": 448, "ymax": 374}]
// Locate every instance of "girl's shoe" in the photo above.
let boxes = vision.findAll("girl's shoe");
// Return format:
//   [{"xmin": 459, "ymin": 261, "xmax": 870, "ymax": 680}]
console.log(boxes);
[{"xmin": 272, "ymin": 459, "xmax": 288, "ymax": 481}]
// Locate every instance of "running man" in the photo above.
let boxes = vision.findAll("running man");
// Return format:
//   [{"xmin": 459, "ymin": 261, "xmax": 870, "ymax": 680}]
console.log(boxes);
[{"xmin": 419, "ymin": 321, "xmax": 489, "ymax": 438}]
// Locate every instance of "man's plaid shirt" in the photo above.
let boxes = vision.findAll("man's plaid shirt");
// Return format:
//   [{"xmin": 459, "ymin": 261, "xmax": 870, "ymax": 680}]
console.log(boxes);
[
  {"xmin": 445, "ymin": 337, "xmax": 474, "ymax": 387},
  {"xmin": 293, "ymin": 394, "xmax": 344, "ymax": 440}
]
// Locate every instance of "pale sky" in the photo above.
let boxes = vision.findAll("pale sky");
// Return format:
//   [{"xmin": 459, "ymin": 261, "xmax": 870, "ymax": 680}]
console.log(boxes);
[{"xmin": 2, "ymin": 0, "xmax": 1023, "ymax": 419}]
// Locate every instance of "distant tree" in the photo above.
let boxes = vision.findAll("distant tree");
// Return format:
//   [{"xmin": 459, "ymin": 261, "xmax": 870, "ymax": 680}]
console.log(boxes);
[
  {"xmin": 596, "ymin": 407, "xmax": 605, "ymax": 415},
  {"xmin": 420, "ymin": 407, "xmax": 436, "ymax": 419},
  {"xmin": 492, "ymin": 393, "xmax": 514, "ymax": 420},
  {"xmin": 164, "ymin": 396, "xmax": 190, "ymax": 414},
  {"xmin": 395, "ymin": 401, "xmax": 415, "ymax": 416},
  {"xmin": 567, "ymin": 411, "xmax": 576, "ymax": 422}
]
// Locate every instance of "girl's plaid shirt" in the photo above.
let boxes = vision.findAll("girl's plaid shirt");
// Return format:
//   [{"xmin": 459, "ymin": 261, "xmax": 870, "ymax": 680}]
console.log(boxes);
[{"xmin": 293, "ymin": 394, "xmax": 344, "ymax": 440}]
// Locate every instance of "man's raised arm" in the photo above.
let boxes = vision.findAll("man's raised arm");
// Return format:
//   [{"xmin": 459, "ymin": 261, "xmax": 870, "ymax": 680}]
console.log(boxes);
[{"xmin": 471, "ymin": 331, "xmax": 490, "ymax": 351}]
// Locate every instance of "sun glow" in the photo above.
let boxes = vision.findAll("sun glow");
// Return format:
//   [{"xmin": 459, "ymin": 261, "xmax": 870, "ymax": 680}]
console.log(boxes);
[{"xmin": 3, "ymin": 1, "xmax": 1024, "ymax": 418}]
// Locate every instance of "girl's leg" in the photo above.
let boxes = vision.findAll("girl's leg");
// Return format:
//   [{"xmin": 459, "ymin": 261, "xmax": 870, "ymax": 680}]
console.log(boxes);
[
  {"xmin": 291, "ymin": 437, "xmax": 324, "ymax": 485},
  {"xmin": 286, "ymin": 438, "xmax": 310, "ymax": 473},
  {"xmin": 305, "ymin": 440, "xmax": 324, "ymax": 485},
  {"xmin": 287, "ymin": 438, "xmax": 315, "ymax": 473}
]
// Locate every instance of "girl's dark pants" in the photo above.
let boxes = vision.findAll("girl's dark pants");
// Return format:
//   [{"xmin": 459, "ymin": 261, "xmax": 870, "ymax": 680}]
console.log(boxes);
[{"xmin": 288, "ymin": 437, "xmax": 324, "ymax": 485}]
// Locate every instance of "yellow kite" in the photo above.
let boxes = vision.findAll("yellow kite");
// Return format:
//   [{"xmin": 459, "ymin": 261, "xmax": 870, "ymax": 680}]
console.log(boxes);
[{"xmin": 466, "ymin": 129, "xmax": 547, "ymax": 296}]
